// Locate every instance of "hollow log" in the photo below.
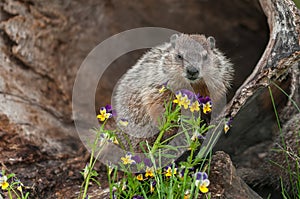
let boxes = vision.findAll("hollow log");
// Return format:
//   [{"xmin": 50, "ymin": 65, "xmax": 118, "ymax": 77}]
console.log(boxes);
[{"xmin": 0, "ymin": 0, "xmax": 299, "ymax": 198}]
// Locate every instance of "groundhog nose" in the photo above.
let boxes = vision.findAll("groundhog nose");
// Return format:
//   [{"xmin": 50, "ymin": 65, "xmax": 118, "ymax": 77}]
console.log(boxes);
[{"xmin": 186, "ymin": 66, "xmax": 199, "ymax": 79}]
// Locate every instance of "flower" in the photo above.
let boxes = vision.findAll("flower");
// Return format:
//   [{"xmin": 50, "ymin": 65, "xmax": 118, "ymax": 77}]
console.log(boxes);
[
  {"xmin": 195, "ymin": 172, "xmax": 210, "ymax": 193},
  {"xmin": 119, "ymin": 118, "xmax": 129, "ymax": 127},
  {"xmin": 132, "ymin": 155, "xmax": 142, "ymax": 164},
  {"xmin": 105, "ymin": 104, "xmax": 117, "ymax": 117},
  {"xmin": 0, "ymin": 174, "xmax": 9, "ymax": 190},
  {"xmin": 191, "ymin": 131, "xmax": 205, "ymax": 141},
  {"xmin": 197, "ymin": 94, "xmax": 212, "ymax": 114},
  {"xmin": 184, "ymin": 190, "xmax": 190, "ymax": 199},
  {"xmin": 112, "ymin": 137, "xmax": 119, "ymax": 145},
  {"xmin": 17, "ymin": 184, "xmax": 22, "ymax": 192},
  {"xmin": 224, "ymin": 124, "xmax": 230, "ymax": 133},
  {"xmin": 143, "ymin": 158, "xmax": 153, "ymax": 167},
  {"xmin": 178, "ymin": 167, "xmax": 186, "ymax": 179},
  {"xmin": 145, "ymin": 166, "xmax": 155, "ymax": 178},
  {"xmin": 150, "ymin": 180, "xmax": 156, "ymax": 193},
  {"xmin": 173, "ymin": 91, "xmax": 192, "ymax": 109},
  {"xmin": 197, "ymin": 96, "xmax": 212, "ymax": 114},
  {"xmin": 14, "ymin": 178, "xmax": 23, "ymax": 193},
  {"xmin": 173, "ymin": 92, "xmax": 183, "ymax": 104},
  {"xmin": 159, "ymin": 81, "xmax": 169, "ymax": 93},
  {"xmin": 121, "ymin": 153, "xmax": 135, "ymax": 165},
  {"xmin": 136, "ymin": 174, "xmax": 144, "ymax": 181},
  {"xmin": 133, "ymin": 195, "xmax": 144, "ymax": 199},
  {"xmin": 165, "ymin": 165, "xmax": 177, "ymax": 177},
  {"xmin": 180, "ymin": 89, "xmax": 197, "ymax": 99},
  {"xmin": 181, "ymin": 95, "xmax": 191, "ymax": 109},
  {"xmin": 82, "ymin": 164, "xmax": 89, "ymax": 179},
  {"xmin": 189, "ymin": 100, "xmax": 200, "ymax": 112},
  {"xmin": 202, "ymin": 102, "xmax": 212, "ymax": 114},
  {"xmin": 107, "ymin": 162, "xmax": 114, "ymax": 175},
  {"xmin": 97, "ymin": 107, "xmax": 112, "ymax": 121},
  {"xmin": 105, "ymin": 104, "xmax": 112, "ymax": 112},
  {"xmin": 122, "ymin": 181, "xmax": 127, "ymax": 190},
  {"xmin": 197, "ymin": 95, "xmax": 210, "ymax": 104},
  {"xmin": 224, "ymin": 117, "xmax": 233, "ymax": 134}
]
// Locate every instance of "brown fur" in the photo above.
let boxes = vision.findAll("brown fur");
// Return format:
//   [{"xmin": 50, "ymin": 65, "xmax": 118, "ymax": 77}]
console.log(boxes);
[{"xmin": 113, "ymin": 34, "xmax": 234, "ymax": 151}]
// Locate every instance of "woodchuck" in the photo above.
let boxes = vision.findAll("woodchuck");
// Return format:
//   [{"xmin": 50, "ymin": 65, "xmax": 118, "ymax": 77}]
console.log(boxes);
[{"xmin": 112, "ymin": 33, "xmax": 234, "ymax": 151}]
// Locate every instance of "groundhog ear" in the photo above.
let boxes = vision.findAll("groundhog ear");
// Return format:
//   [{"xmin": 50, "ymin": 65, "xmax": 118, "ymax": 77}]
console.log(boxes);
[
  {"xmin": 170, "ymin": 34, "xmax": 178, "ymax": 48},
  {"xmin": 207, "ymin": 36, "xmax": 215, "ymax": 49}
]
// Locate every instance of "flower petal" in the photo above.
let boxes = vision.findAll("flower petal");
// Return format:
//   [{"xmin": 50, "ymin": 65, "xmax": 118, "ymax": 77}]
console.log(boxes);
[{"xmin": 199, "ymin": 185, "xmax": 209, "ymax": 193}]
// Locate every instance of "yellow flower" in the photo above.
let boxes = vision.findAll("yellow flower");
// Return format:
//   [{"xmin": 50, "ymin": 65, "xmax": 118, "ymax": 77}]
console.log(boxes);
[
  {"xmin": 113, "ymin": 137, "xmax": 119, "ymax": 145},
  {"xmin": 159, "ymin": 85, "xmax": 167, "ymax": 93},
  {"xmin": 150, "ymin": 183, "xmax": 155, "ymax": 193},
  {"xmin": 122, "ymin": 182, "xmax": 127, "ymax": 190},
  {"xmin": 17, "ymin": 185, "xmax": 22, "ymax": 192},
  {"xmin": 189, "ymin": 101, "xmax": 200, "ymax": 112},
  {"xmin": 224, "ymin": 124, "xmax": 230, "ymax": 134},
  {"xmin": 199, "ymin": 181, "xmax": 210, "ymax": 193},
  {"xmin": 136, "ymin": 174, "xmax": 144, "ymax": 181},
  {"xmin": 1, "ymin": 181, "xmax": 9, "ymax": 190},
  {"xmin": 121, "ymin": 153, "xmax": 135, "ymax": 165},
  {"xmin": 181, "ymin": 96, "xmax": 190, "ymax": 109},
  {"xmin": 83, "ymin": 164, "xmax": 89, "ymax": 179},
  {"xmin": 0, "ymin": 175, "xmax": 9, "ymax": 190},
  {"xmin": 97, "ymin": 107, "xmax": 111, "ymax": 121},
  {"xmin": 108, "ymin": 167, "xmax": 113, "ymax": 175},
  {"xmin": 150, "ymin": 180, "xmax": 157, "ymax": 193},
  {"xmin": 173, "ymin": 92, "xmax": 182, "ymax": 104},
  {"xmin": 202, "ymin": 102, "xmax": 212, "ymax": 114},
  {"xmin": 173, "ymin": 92, "xmax": 191, "ymax": 109},
  {"xmin": 108, "ymin": 162, "xmax": 114, "ymax": 175},
  {"xmin": 195, "ymin": 172, "xmax": 210, "ymax": 194},
  {"xmin": 165, "ymin": 166, "xmax": 177, "ymax": 177},
  {"xmin": 145, "ymin": 167, "xmax": 155, "ymax": 178},
  {"xmin": 184, "ymin": 190, "xmax": 190, "ymax": 199}
]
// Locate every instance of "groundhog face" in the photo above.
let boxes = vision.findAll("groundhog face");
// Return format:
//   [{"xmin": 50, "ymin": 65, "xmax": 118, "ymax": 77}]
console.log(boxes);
[{"xmin": 170, "ymin": 34, "xmax": 216, "ymax": 84}]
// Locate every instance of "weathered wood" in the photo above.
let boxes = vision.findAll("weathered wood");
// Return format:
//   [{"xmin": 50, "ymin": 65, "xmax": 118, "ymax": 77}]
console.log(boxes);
[{"xmin": 225, "ymin": 0, "xmax": 300, "ymax": 119}]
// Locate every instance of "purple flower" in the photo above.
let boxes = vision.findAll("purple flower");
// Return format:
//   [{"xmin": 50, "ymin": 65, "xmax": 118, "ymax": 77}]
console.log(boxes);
[
  {"xmin": 197, "ymin": 134, "xmax": 205, "ymax": 140},
  {"xmin": 179, "ymin": 89, "xmax": 197, "ymax": 100},
  {"xmin": 224, "ymin": 117, "xmax": 233, "ymax": 133},
  {"xmin": 195, "ymin": 171, "xmax": 210, "ymax": 193},
  {"xmin": 197, "ymin": 95, "xmax": 211, "ymax": 104},
  {"xmin": 132, "ymin": 195, "xmax": 144, "ymax": 199},
  {"xmin": 143, "ymin": 158, "xmax": 153, "ymax": 167},
  {"xmin": 151, "ymin": 180, "xmax": 157, "ymax": 186},
  {"xmin": 226, "ymin": 117, "xmax": 233, "ymax": 126},
  {"xmin": 104, "ymin": 104, "xmax": 117, "ymax": 117},
  {"xmin": 162, "ymin": 80, "xmax": 169, "ymax": 87},
  {"xmin": 105, "ymin": 105, "xmax": 112, "ymax": 112},
  {"xmin": 178, "ymin": 168, "xmax": 186, "ymax": 178},
  {"xmin": 150, "ymin": 180, "xmax": 157, "ymax": 193},
  {"xmin": 195, "ymin": 171, "xmax": 208, "ymax": 181},
  {"xmin": 132, "ymin": 155, "xmax": 142, "ymax": 164}
]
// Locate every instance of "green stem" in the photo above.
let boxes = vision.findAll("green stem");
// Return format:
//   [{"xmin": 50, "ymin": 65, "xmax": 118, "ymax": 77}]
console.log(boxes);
[
  {"xmin": 8, "ymin": 189, "xmax": 13, "ymax": 199},
  {"xmin": 151, "ymin": 126, "xmax": 167, "ymax": 154},
  {"xmin": 11, "ymin": 187, "xmax": 21, "ymax": 199},
  {"xmin": 81, "ymin": 120, "xmax": 107, "ymax": 199}
]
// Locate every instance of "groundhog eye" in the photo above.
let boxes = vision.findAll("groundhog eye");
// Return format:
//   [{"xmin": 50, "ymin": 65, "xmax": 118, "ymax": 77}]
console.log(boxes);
[{"xmin": 176, "ymin": 54, "xmax": 183, "ymax": 60}]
